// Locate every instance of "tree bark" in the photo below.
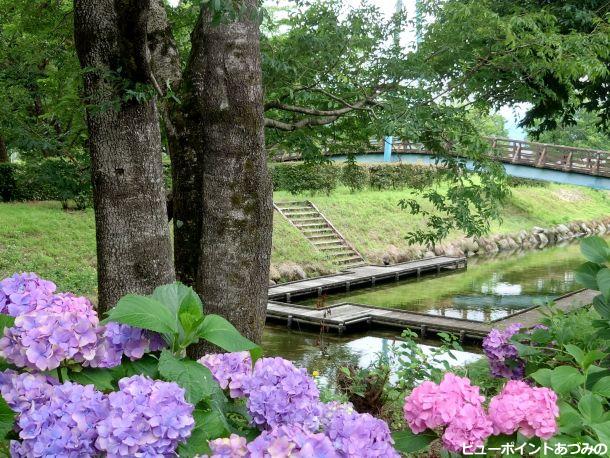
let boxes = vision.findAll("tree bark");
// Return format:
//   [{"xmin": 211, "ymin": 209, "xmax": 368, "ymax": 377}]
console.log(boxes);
[
  {"xmin": 74, "ymin": 0, "xmax": 175, "ymax": 314},
  {"xmin": 0, "ymin": 136, "xmax": 8, "ymax": 163},
  {"xmin": 188, "ymin": 3, "xmax": 273, "ymax": 349}
]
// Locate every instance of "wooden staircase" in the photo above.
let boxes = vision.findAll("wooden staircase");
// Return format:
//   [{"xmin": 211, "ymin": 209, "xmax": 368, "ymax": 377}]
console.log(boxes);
[{"xmin": 274, "ymin": 201, "xmax": 366, "ymax": 269}]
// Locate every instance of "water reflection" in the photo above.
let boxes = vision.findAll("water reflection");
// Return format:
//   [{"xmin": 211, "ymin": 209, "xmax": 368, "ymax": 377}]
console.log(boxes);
[
  {"xmin": 299, "ymin": 242, "xmax": 586, "ymax": 322},
  {"xmin": 262, "ymin": 325, "xmax": 481, "ymax": 385}
]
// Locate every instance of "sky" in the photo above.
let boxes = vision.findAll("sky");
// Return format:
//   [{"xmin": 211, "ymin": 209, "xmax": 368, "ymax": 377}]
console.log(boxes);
[{"xmin": 167, "ymin": 0, "xmax": 527, "ymax": 139}]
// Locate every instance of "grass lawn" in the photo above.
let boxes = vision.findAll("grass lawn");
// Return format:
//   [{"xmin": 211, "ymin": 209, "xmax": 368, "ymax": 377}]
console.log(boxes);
[{"xmin": 0, "ymin": 182, "xmax": 608, "ymax": 297}]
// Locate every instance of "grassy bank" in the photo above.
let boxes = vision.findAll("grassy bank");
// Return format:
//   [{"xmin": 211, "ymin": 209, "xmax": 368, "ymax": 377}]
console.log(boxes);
[{"xmin": 0, "ymin": 182, "xmax": 608, "ymax": 297}]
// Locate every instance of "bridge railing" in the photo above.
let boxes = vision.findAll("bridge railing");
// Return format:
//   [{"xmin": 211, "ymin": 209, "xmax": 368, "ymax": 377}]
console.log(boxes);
[{"xmin": 487, "ymin": 137, "xmax": 609, "ymax": 177}]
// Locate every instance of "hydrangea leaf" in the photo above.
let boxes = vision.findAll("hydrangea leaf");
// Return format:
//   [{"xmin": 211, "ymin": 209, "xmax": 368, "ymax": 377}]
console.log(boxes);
[
  {"xmin": 529, "ymin": 368, "xmax": 553, "ymax": 387},
  {"xmin": 558, "ymin": 401, "xmax": 583, "ymax": 435},
  {"xmin": 596, "ymin": 269, "xmax": 610, "ymax": 300},
  {"xmin": 0, "ymin": 396, "xmax": 14, "ymax": 440},
  {"xmin": 102, "ymin": 295, "xmax": 178, "ymax": 336},
  {"xmin": 178, "ymin": 292, "xmax": 204, "ymax": 335},
  {"xmin": 177, "ymin": 406, "xmax": 229, "ymax": 458},
  {"xmin": 158, "ymin": 350, "xmax": 218, "ymax": 404},
  {"xmin": 592, "ymin": 376, "xmax": 610, "ymax": 398},
  {"xmin": 68, "ymin": 368, "xmax": 115, "ymax": 392},
  {"xmin": 592, "ymin": 295, "xmax": 610, "ymax": 320},
  {"xmin": 197, "ymin": 314, "xmax": 262, "ymax": 360},
  {"xmin": 391, "ymin": 429, "xmax": 437, "ymax": 453},
  {"xmin": 578, "ymin": 393, "xmax": 604, "ymax": 425},
  {"xmin": 0, "ymin": 314, "xmax": 14, "ymax": 334},
  {"xmin": 581, "ymin": 237, "xmax": 610, "ymax": 265},
  {"xmin": 152, "ymin": 282, "xmax": 202, "ymax": 316},
  {"xmin": 550, "ymin": 366, "xmax": 585, "ymax": 394},
  {"xmin": 110, "ymin": 354, "xmax": 160, "ymax": 380},
  {"xmin": 575, "ymin": 262, "xmax": 602, "ymax": 290}
]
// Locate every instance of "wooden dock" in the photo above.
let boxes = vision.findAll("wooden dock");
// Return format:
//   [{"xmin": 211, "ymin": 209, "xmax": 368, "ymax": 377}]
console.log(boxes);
[
  {"xmin": 268, "ymin": 256, "xmax": 467, "ymax": 302},
  {"xmin": 266, "ymin": 286, "xmax": 596, "ymax": 340}
]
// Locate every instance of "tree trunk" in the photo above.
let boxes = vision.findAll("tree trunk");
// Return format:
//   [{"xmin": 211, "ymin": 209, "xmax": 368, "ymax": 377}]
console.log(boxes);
[
  {"xmin": 74, "ymin": 0, "xmax": 175, "ymax": 314},
  {"xmin": 0, "ymin": 136, "xmax": 8, "ymax": 163},
  {"xmin": 188, "ymin": 3, "xmax": 273, "ymax": 349}
]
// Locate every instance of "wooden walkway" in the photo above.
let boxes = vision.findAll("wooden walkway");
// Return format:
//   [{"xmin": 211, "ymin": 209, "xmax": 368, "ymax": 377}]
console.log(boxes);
[
  {"xmin": 266, "ymin": 289, "xmax": 596, "ymax": 340},
  {"xmin": 268, "ymin": 256, "xmax": 466, "ymax": 302}
]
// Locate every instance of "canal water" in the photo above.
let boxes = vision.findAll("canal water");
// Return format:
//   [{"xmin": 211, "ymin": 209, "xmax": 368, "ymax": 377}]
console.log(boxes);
[{"xmin": 262, "ymin": 241, "xmax": 589, "ymax": 379}]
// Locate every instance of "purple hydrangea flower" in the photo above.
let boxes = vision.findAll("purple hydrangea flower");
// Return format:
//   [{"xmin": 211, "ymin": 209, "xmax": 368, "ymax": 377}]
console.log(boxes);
[
  {"xmin": 198, "ymin": 351, "xmax": 252, "ymax": 398},
  {"xmin": 0, "ymin": 302, "xmax": 100, "ymax": 371},
  {"xmin": 482, "ymin": 323, "xmax": 525, "ymax": 379},
  {"xmin": 0, "ymin": 369, "xmax": 57, "ymax": 414},
  {"xmin": 95, "ymin": 375, "xmax": 194, "ymax": 456},
  {"xmin": 88, "ymin": 323, "xmax": 165, "ymax": 369},
  {"xmin": 242, "ymin": 357, "xmax": 321, "ymax": 430},
  {"xmin": 0, "ymin": 273, "xmax": 56, "ymax": 316},
  {"xmin": 248, "ymin": 424, "xmax": 338, "ymax": 458},
  {"xmin": 322, "ymin": 408, "xmax": 399, "ymax": 458},
  {"xmin": 10, "ymin": 381, "xmax": 108, "ymax": 457},
  {"xmin": 207, "ymin": 434, "xmax": 249, "ymax": 457}
]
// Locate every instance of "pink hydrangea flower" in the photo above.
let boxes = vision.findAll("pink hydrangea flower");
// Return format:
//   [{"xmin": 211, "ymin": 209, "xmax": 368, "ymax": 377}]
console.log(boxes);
[
  {"xmin": 206, "ymin": 434, "xmax": 249, "ymax": 457},
  {"xmin": 403, "ymin": 373, "xmax": 484, "ymax": 433},
  {"xmin": 403, "ymin": 381, "xmax": 443, "ymax": 433},
  {"xmin": 441, "ymin": 404, "xmax": 493, "ymax": 453},
  {"xmin": 488, "ymin": 380, "xmax": 558, "ymax": 440}
]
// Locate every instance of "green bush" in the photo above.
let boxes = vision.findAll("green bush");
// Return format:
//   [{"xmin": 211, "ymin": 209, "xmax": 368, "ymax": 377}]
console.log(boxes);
[
  {"xmin": 341, "ymin": 156, "xmax": 368, "ymax": 192},
  {"xmin": 368, "ymin": 163, "xmax": 432, "ymax": 190},
  {"xmin": 272, "ymin": 161, "xmax": 436, "ymax": 194},
  {"xmin": 272, "ymin": 162, "xmax": 339, "ymax": 195},
  {"xmin": 12, "ymin": 157, "xmax": 92, "ymax": 209},
  {"xmin": 0, "ymin": 163, "xmax": 16, "ymax": 202},
  {"xmin": 506, "ymin": 176, "xmax": 548, "ymax": 188}
]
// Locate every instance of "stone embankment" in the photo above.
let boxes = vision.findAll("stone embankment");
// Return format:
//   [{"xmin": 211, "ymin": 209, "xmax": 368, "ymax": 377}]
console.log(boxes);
[{"xmin": 270, "ymin": 217, "xmax": 610, "ymax": 284}]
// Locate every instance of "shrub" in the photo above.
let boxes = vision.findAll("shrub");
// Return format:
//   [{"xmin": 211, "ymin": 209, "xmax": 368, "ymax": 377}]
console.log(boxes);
[
  {"xmin": 368, "ymin": 163, "xmax": 433, "ymax": 190},
  {"xmin": 272, "ymin": 162, "xmax": 339, "ymax": 195},
  {"xmin": 506, "ymin": 176, "xmax": 548, "ymax": 188},
  {"xmin": 0, "ymin": 163, "xmax": 16, "ymax": 202},
  {"xmin": 341, "ymin": 156, "xmax": 368, "ymax": 192},
  {"xmin": 12, "ymin": 157, "xmax": 92, "ymax": 209}
]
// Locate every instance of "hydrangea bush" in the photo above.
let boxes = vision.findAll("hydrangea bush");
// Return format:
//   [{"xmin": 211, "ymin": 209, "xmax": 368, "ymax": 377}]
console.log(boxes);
[{"xmin": 0, "ymin": 273, "xmax": 405, "ymax": 457}]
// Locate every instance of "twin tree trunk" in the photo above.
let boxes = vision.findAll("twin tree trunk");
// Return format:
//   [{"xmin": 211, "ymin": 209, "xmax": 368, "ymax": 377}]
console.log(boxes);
[
  {"xmin": 75, "ymin": 0, "xmax": 272, "ymax": 345},
  {"xmin": 74, "ymin": 0, "xmax": 175, "ymax": 314}
]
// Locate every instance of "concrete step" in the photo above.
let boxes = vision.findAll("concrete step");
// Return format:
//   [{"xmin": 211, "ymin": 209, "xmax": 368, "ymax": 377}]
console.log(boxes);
[
  {"xmin": 295, "ymin": 222, "xmax": 328, "ymax": 228},
  {"xmin": 292, "ymin": 217, "xmax": 326, "ymax": 224},
  {"xmin": 308, "ymin": 234, "xmax": 338, "ymax": 240},
  {"xmin": 336, "ymin": 256, "xmax": 365, "ymax": 264},
  {"xmin": 314, "ymin": 240, "xmax": 346, "ymax": 247},
  {"xmin": 302, "ymin": 228, "xmax": 335, "ymax": 235},
  {"xmin": 283, "ymin": 211, "xmax": 319, "ymax": 217}
]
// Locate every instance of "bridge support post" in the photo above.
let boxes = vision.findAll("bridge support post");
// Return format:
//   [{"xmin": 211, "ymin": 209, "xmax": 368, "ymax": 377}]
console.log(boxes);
[
  {"xmin": 383, "ymin": 136, "xmax": 393, "ymax": 162},
  {"xmin": 346, "ymin": 281, "xmax": 351, "ymax": 292},
  {"xmin": 285, "ymin": 293, "xmax": 291, "ymax": 303},
  {"xmin": 287, "ymin": 315, "xmax": 293, "ymax": 328},
  {"xmin": 317, "ymin": 287, "xmax": 323, "ymax": 297}
]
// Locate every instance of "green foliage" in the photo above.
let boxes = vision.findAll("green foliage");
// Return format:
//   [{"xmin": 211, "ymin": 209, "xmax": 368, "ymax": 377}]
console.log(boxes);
[
  {"xmin": 104, "ymin": 282, "xmax": 261, "ymax": 358},
  {"xmin": 506, "ymin": 176, "xmax": 548, "ymax": 188},
  {"xmin": 271, "ymin": 162, "xmax": 339, "ymax": 195},
  {"xmin": 533, "ymin": 111, "xmax": 610, "ymax": 151},
  {"xmin": 392, "ymin": 429, "xmax": 437, "ymax": 454},
  {"xmin": 11, "ymin": 157, "xmax": 92, "ymax": 209},
  {"xmin": 271, "ymin": 162, "xmax": 434, "ymax": 195},
  {"xmin": 158, "ymin": 350, "xmax": 218, "ymax": 404},
  {"xmin": 340, "ymin": 155, "xmax": 367, "ymax": 193},
  {"xmin": 393, "ymin": 329, "xmax": 463, "ymax": 391},
  {"xmin": 0, "ymin": 164, "xmax": 16, "ymax": 202},
  {"xmin": 502, "ymin": 237, "xmax": 610, "ymax": 450}
]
